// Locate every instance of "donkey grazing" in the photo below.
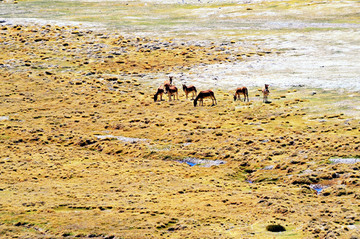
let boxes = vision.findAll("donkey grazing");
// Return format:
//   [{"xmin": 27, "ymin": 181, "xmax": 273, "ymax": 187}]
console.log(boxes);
[
  {"xmin": 194, "ymin": 90, "xmax": 217, "ymax": 107},
  {"xmin": 233, "ymin": 86, "xmax": 249, "ymax": 102}
]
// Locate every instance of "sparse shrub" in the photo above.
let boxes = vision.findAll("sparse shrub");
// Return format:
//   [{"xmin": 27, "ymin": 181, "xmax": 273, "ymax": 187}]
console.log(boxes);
[
  {"xmin": 266, "ymin": 224, "xmax": 286, "ymax": 232},
  {"xmin": 62, "ymin": 232, "xmax": 72, "ymax": 237},
  {"xmin": 291, "ymin": 176, "xmax": 312, "ymax": 185}
]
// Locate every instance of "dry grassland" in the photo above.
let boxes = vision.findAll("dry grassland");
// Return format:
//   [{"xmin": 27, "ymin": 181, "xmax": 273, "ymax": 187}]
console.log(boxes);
[{"xmin": 0, "ymin": 17, "xmax": 360, "ymax": 239}]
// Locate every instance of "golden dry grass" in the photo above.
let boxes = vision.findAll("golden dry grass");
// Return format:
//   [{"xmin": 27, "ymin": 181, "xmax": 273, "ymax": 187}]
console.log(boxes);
[{"xmin": 0, "ymin": 23, "xmax": 360, "ymax": 238}]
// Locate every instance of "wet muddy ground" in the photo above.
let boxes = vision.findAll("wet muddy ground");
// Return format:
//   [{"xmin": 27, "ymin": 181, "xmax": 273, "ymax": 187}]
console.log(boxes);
[{"xmin": 0, "ymin": 0, "xmax": 360, "ymax": 238}]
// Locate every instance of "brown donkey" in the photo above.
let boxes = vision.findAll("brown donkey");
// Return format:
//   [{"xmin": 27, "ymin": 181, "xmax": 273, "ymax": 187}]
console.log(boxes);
[
  {"xmin": 233, "ymin": 86, "xmax": 249, "ymax": 102},
  {"xmin": 194, "ymin": 90, "xmax": 217, "ymax": 107},
  {"xmin": 154, "ymin": 85, "xmax": 164, "ymax": 102},
  {"xmin": 164, "ymin": 76, "xmax": 173, "ymax": 93},
  {"xmin": 182, "ymin": 84, "xmax": 197, "ymax": 100},
  {"xmin": 262, "ymin": 84, "xmax": 270, "ymax": 103},
  {"xmin": 165, "ymin": 84, "xmax": 179, "ymax": 101}
]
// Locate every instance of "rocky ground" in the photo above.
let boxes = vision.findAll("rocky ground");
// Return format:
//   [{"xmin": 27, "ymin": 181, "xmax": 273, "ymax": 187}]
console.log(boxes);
[{"xmin": 1, "ymin": 1, "xmax": 360, "ymax": 239}]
